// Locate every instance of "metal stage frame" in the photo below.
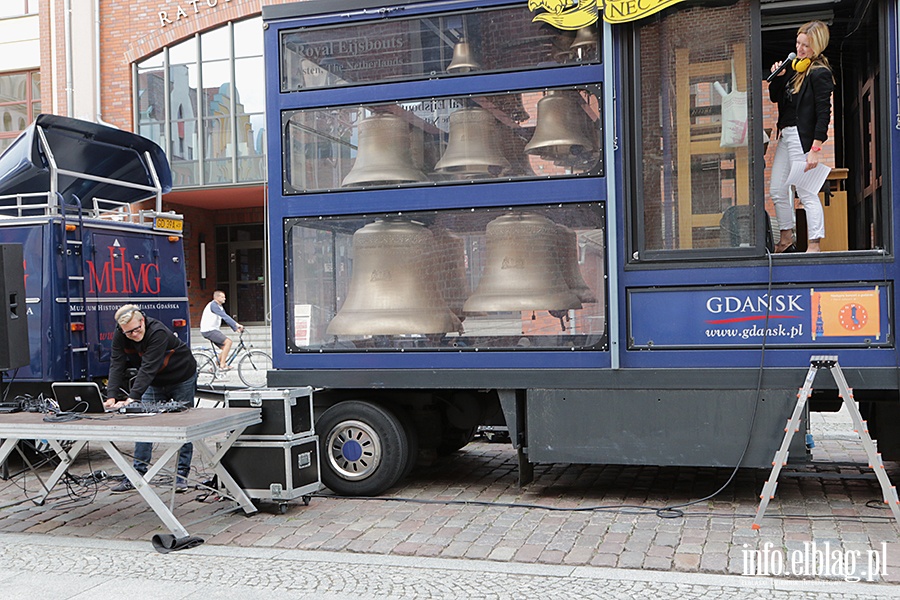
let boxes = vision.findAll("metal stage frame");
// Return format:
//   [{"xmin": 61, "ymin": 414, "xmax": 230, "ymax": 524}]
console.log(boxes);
[{"xmin": 0, "ymin": 407, "xmax": 261, "ymax": 550}]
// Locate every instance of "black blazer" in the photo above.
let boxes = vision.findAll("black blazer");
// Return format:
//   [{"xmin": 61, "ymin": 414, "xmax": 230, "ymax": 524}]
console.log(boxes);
[
  {"xmin": 107, "ymin": 316, "xmax": 197, "ymax": 401},
  {"xmin": 769, "ymin": 63, "xmax": 834, "ymax": 153}
]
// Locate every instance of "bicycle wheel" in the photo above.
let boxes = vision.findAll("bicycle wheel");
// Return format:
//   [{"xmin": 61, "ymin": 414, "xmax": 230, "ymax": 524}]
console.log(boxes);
[
  {"xmin": 196, "ymin": 355, "xmax": 218, "ymax": 387},
  {"xmin": 238, "ymin": 350, "xmax": 272, "ymax": 388}
]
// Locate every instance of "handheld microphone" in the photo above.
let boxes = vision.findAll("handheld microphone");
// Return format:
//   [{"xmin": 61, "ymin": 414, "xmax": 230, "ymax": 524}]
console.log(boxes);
[{"xmin": 766, "ymin": 52, "xmax": 796, "ymax": 82}]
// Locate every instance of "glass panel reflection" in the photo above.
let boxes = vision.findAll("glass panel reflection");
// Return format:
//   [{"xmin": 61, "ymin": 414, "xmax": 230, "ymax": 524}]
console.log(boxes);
[
  {"xmin": 132, "ymin": 17, "xmax": 267, "ymax": 188},
  {"xmin": 0, "ymin": 74, "xmax": 27, "ymax": 102},
  {"xmin": 238, "ymin": 113, "xmax": 265, "ymax": 182},
  {"xmin": 235, "ymin": 247, "xmax": 265, "ymax": 281},
  {"xmin": 235, "ymin": 57, "xmax": 264, "ymax": 114},
  {"xmin": 200, "ymin": 26, "xmax": 229, "ymax": 61},
  {"xmin": 169, "ymin": 61, "xmax": 200, "ymax": 186},
  {"xmin": 285, "ymin": 203, "xmax": 605, "ymax": 351},
  {"xmin": 204, "ymin": 115, "xmax": 232, "ymax": 184},
  {"xmin": 280, "ymin": 6, "xmax": 600, "ymax": 91},
  {"xmin": 237, "ymin": 283, "xmax": 266, "ymax": 323},
  {"xmin": 0, "ymin": 104, "xmax": 27, "ymax": 133},
  {"xmin": 283, "ymin": 86, "xmax": 602, "ymax": 194},
  {"xmin": 234, "ymin": 18, "xmax": 263, "ymax": 58},
  {"xmin": 638, "ymin": 0, "xmax": 754, "ymax": 251}
]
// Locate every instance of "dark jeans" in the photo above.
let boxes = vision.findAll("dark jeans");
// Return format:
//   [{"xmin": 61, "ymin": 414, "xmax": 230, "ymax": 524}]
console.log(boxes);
[{"xmin": 132, "ymin": 373, "xmax": 197, "ymax": 480}]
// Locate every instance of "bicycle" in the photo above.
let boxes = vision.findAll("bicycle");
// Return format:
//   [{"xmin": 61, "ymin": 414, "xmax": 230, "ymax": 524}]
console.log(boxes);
[{"xmin": 194, "ymin": 331, "xmax": 272, "ymax": 388}]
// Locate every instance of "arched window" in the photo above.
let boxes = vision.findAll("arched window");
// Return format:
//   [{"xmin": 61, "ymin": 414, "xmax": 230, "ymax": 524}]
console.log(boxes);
[{"xmin": 134, "ymin": 17, "xmax": 265, "ymax": 188}]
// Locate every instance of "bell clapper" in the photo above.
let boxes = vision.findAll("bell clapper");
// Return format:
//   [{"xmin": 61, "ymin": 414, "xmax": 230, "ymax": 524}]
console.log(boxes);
[{"xmin": 548, "ymin": 309, "xmax": 568, "ymax": 332}]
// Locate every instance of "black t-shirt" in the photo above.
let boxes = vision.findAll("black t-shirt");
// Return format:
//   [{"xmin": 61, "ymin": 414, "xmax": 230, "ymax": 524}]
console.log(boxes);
[{"xmin": 778, "ymin": 87, "xmax": 798, "ymax": 128}]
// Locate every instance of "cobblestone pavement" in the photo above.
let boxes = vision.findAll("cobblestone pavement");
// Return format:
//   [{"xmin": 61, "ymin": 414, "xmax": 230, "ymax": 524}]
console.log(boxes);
[
  {"xmin": 0, "ymin": 406, "xmax": 898, "ymax": 597},
  {"xmin": 2, "ymin": 533, "xmax": 899, "ymax": 599}
]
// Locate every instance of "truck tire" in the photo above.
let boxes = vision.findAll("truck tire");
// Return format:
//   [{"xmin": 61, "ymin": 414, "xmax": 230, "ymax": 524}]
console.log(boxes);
[
  {"xmin": 317, "ymin": 400, "xmax": 410, "ymax": 496},
  {"xmin": 437, "ymin": 426, "xmax": 476, "ymax": 455}
]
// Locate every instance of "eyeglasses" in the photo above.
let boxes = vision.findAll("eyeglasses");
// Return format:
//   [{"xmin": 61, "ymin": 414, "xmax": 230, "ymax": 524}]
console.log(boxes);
[{"xmin": 122, "ymin": 320, "xmax": 144, "ymax": 336}]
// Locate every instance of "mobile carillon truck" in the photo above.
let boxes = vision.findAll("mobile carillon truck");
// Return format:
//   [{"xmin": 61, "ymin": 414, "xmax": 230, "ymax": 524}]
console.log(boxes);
[
  {"xmin": 0, "ymin": 114, "xmax": 189, "ymax": 396},
  {"xmin": 262, "ymin": 0, "xmax": 900, "ymax": 496}
]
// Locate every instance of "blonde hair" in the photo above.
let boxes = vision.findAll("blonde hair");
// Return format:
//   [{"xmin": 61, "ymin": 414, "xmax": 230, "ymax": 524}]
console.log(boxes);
[
  {"xmin": 792, "ymin": 21, "xmax": 831, "ymax": 94},
  {"xmin": 115, "ymin": 304, "xmax": 143, "ymax": 327}
]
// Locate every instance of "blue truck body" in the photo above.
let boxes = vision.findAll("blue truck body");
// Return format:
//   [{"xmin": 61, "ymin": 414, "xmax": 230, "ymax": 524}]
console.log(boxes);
[{"xmin": 0, "ymin": 115, "xmax": 189, "ymax": 395}]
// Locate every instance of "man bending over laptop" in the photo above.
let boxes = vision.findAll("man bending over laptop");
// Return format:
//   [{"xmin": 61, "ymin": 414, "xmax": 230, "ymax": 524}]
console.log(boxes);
[{"xmin": 105, "ymin": 304, "xmax": 197, "ymax": 493}]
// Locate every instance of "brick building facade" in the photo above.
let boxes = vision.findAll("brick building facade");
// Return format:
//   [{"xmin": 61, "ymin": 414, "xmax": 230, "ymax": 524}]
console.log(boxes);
[{"xmin": 34, "ymin": 0, "xmax": 297, "ymax": 326}]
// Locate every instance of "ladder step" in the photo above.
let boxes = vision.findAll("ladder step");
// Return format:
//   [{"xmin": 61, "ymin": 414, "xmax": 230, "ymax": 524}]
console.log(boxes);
[{"xmin": 886, "ymin": 486, "xmax": 900, "ymax": 505}]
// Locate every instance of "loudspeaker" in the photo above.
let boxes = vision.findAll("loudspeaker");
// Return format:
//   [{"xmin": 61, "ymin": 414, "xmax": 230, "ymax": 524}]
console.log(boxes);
[{"xmin": 0, "ymin": 243, "xmax": 30, "ymax": 371}]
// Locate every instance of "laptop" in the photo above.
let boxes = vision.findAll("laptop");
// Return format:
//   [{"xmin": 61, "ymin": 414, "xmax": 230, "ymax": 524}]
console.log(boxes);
[{"xmin": 51, "ymin": 382, "xmax": 110, "ymax": 414}]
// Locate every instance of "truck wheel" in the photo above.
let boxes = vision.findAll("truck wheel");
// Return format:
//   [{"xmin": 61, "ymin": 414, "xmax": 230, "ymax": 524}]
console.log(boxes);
[
  {"xmin": 317, "ymin": 401, "xmax": 410, "ymax": 496},
  {"xmin": 437, "ymin": 426, "xmax": 476, "ymax": 455}
]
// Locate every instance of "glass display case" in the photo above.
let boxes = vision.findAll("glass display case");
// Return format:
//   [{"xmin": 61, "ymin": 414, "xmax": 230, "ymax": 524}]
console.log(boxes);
[
  {"xmin": 284, "ymin": 203, "xmax": 606, "ymax": 352},
  {"xmin": 282, "ymin": 86, "xmax": 602, "ymax": 194},
  {"xmin": 280, "ymin": 6, "xmax": 600, "ymax": 91}
]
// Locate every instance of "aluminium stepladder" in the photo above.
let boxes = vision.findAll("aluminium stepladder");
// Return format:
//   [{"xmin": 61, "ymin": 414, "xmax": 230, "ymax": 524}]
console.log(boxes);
[{"xmin": 752, "ymin": 355, "xmax": 900, "ymax": 529}]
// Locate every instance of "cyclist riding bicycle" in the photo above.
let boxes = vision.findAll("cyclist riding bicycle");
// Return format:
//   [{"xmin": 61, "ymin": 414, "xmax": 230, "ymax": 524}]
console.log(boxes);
[{"xmin": 199, "ymin": 290, "xmax": 244, "ymax": 370}]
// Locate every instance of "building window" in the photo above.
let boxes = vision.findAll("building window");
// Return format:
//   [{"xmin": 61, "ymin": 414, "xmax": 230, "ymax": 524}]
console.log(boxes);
[
  {"xmin": 0, "ymin": 1, "xmax": 38, "ymax": 18},
  {"xmin": 0, "ymin": 70, "xmax": 40, "ymax": 154},
  {"xmin": 134, "ymin": 17, "xmax": 265, "ymax": 189}
]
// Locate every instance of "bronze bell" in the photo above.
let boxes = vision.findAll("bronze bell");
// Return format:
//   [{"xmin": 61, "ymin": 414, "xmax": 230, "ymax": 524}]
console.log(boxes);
[
  {"xmin": 551, "ymin": 105, "xmax": 600, "ymax": 170},
  {"xmin": 556, "ymin": 224, "xmax": 597, "ymax": 304},
  {"xmin": 569, "ymin": 26, "xmax": 599, "ymax": 60},
  {"xmin": 447, "ymin": 39, "xmax": 480, "ymax": 73},
  {"xmin": 550, "ymin": 30, "xmax": 576, "ymax": 63},
  {"xmin": 431, "ymin": 228, "xmax": 470, "ymax": 319},
  {"xmin": 463, "ymin": 213, "xmax": 582, "ymax": 313},
  {"xmin": 327, "ymin": 219, "xmax": 463, "ymax": 336},
  {"xmin": 342, "ymin": 114, "xmax": 428, "ymax": 187},
  {"xmin": 434, "ymin": 108, "xmax": 509, "ymax": 177},
  {"xmin": 524, "ymin": 91, "xmax": 596, "ymax": 163}
]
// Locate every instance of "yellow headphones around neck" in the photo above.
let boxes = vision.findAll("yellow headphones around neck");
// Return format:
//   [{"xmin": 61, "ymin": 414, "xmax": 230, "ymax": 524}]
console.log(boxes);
[{"xmin": 792, "ymin": 57, "xmax": 812, "ymax": 73}]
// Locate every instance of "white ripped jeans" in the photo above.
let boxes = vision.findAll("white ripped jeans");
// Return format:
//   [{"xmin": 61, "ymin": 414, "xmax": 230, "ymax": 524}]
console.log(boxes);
[{"xmin": 769, "ymin": 126, "xmax": 824, "ymax": 240}]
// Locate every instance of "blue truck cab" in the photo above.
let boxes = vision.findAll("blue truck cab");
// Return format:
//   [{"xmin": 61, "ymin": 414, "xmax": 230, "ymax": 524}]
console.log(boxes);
[{"xmin": 0, "ymin": 114, "xmax": 190, "ymax": 397}]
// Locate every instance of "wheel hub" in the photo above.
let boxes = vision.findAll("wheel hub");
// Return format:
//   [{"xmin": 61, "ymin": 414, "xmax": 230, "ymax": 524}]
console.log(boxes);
[
  {"xmin": 326, "ymin": 419, "xmax": 381, "ymax": 481},
  {"xmin": 341, "ymin": 439, "xmax": 363, "ymax": 462}
]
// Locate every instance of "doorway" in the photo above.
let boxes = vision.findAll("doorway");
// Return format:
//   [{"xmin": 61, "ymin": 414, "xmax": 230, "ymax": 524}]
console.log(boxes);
[{"xmin": 216, "ymin": 223, "xmax": 268, "ymax": 324}]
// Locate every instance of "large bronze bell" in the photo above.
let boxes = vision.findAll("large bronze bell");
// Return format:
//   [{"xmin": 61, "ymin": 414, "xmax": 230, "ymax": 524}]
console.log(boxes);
[
  {"xmin": 342, "ymin": 114, "xmax": 428, "ymax": 187},
  {"xmin": 556, "ymin": 224, "xmax": 597, "ymax": 304},
  {"xmin": 327, "ymin": 219, "xmax": 463, "ymax": 336},
  {"xmin": 463, "ymin": 213, "xmax": 582, "ymax": 313},
  {"xmin": 524, "ymin": 91, "xmax": 596, "ymax": 163},
  {"xmin": 434, "ymin": 108, "xmax": 509, "ymax": 177},
  {"xmin": 447, "ymin": 39, "xmax": 480, "ymax": 73}
]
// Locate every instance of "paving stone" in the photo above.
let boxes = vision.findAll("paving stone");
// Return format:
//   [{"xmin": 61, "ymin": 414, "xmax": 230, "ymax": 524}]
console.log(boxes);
[{"xmin": 0, "ymin": 417, "xmax": 897, "ymax": 590}]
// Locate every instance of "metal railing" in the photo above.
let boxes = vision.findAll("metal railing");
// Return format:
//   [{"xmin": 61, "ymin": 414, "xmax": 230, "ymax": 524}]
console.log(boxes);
[{"xmin": 0, "ymin": 191, "xmax": 180, "ymax": 227}]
